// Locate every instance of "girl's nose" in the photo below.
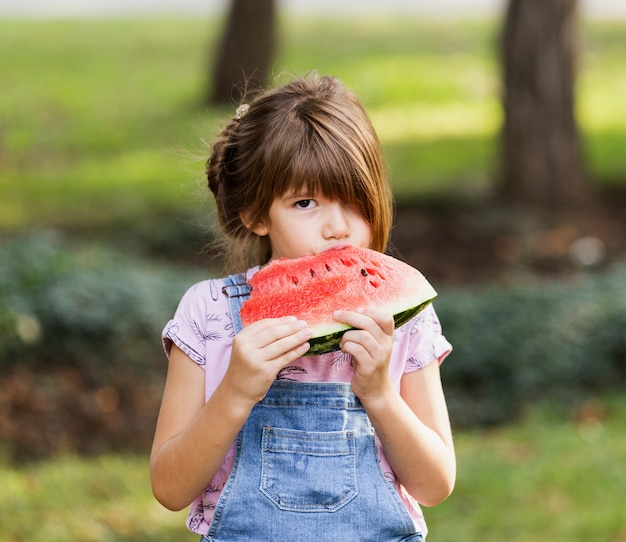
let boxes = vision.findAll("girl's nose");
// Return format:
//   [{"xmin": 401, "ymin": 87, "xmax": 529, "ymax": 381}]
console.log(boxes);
[{"xmin": 322, "ymin": 202, "xmax": 350, "ymax": 240}]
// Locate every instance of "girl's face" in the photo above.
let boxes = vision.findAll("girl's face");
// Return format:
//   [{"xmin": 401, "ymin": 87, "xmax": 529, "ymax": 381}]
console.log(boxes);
[{"xmin": 249, "ymin": 189, "xmax": 372, "ymax": 261}]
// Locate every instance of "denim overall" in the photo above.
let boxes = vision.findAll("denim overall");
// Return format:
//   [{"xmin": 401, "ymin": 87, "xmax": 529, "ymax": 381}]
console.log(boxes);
[{"xmin": 199, "ymin": 275, "xmax": 424, "ymax": 541}]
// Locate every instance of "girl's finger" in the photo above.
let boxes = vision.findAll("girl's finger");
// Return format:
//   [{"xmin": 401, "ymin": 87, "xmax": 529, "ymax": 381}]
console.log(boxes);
[
  {"xmin": 261, "ymin": 327, "xmax": 313, "ymax": 362},
  {"xmin": 333, "ymin": 309, "xmax": 394, "ymax": 337},
  {"xmin": 244, "ymin": 317, "xmax": 309, "ymax": 348}
]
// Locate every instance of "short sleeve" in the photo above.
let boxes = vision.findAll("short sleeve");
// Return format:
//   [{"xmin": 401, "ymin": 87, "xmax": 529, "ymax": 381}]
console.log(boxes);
[
  {"xmin": 401, "ymin": 303, "xmax": 452, "ymax": 374},
  {"xmin": 161, "ymin": 279, "xmax": 233, "ymax": 367}
]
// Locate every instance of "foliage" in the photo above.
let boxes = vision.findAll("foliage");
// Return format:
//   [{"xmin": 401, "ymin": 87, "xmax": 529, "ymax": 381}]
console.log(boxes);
[
  {"xmin": 0, "ymin": 233, "xmax": 208, "ymax": 459},
  {"xmin": 1, "ymin": 394, "xmax": 624, "ymax": 542},
  {"xmin": 1, "ymin": 233, "xmax": 625, "ymax": 440},
  {"xmin": 0, "ymin": 232, "xmax": 203, "ymax": 380},
  {"xmin": 435, "ymin": 265, "xmax": 626, "ymax": 426}
]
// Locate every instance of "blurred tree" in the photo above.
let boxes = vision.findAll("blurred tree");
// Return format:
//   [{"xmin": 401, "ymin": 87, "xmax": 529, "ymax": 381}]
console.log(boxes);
[
  {"xmin": 500, "ymin": 0, "xmax": 592, "ymax": 211},
  {"xmin": 210, "ymin": 0, "xmax": 277, "ymax": 105}
]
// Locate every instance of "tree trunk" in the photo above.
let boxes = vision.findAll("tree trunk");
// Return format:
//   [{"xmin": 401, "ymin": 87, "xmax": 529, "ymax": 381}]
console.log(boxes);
[
  {"xmin": 500, "ymin": 0, "xmax": 590, "ymax": 211},
  {"xmin": 210, "ymin": 0, "xmax": 276, "ymax": 105}
]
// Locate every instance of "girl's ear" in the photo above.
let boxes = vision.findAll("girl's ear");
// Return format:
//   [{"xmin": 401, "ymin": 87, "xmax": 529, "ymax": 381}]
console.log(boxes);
[{"xmin": 239, "ymin": 211, "xmax": 269, "ymax": 236}]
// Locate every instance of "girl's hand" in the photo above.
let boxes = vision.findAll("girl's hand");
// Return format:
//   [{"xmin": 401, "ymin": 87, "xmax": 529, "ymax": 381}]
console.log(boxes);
[
  {"xmin": 223, "ymin": 316, "xmax": 312, "ymax": 404},
  {"xmin": 151, "ymin": 319, "xmax": 310, "ymax": 511},
  {"xmin": 333, "ymin": 308, "xmax": 395, "ymax": 402}
]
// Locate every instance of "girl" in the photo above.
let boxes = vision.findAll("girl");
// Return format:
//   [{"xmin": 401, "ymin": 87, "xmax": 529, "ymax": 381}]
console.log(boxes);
[{"xmin": 150, "ymin": 74, "xmax": 455, "ymax": 541}]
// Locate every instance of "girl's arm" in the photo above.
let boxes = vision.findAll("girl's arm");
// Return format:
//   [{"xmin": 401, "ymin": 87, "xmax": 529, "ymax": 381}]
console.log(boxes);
[
  {"xmin": 335, "ymin": 309, "xmax": 456, "ymax": 507},
  {"xmin": 364, "ymin": 362, "xmax": 455, "ymax": 507},
  {"xmin": 150, "ymin": 317, "xmax": 312, "ymax": 511}
]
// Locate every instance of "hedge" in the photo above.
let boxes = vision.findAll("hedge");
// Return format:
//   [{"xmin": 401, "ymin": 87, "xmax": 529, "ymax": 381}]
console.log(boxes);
[
  {"xmin": 1, "ymin": 233, "xmax": 625, "ymax": 430},
  {"xmin": 0, "ymin": 232, "xmax": 203, "ymax": 382},
  {"xmin": 435, "ymin": 266, "xmax": 626, "ymax": 426}
]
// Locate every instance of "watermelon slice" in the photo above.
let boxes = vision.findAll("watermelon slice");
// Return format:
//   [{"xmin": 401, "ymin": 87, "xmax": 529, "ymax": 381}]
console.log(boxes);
[{"xmin": 240, "ymin": 246, "xmax": 437, "ymax": 355}]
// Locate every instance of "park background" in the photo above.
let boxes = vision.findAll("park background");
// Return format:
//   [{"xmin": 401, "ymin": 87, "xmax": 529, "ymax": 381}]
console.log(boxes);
[{"xmin": 1, "ymin": 0, "xmax": 625, "ymax": 540}]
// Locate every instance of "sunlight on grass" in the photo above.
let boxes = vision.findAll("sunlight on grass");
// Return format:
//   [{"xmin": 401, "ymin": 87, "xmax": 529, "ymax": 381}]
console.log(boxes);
[
  {"xmin": 0, "ymin": 454, "xmax": 196, "ymax": 542},
  {"xmin": 371, "ymin": 102, "xmax": 500, "ymax": 143},
  {"xmin": 580, "ymin": 86, "xmax": 626, "ymax": 131},
  {"xmin": 425, "ymin": 395, "xmax": 626, "ymax": 542},
  {"xmin": 1, "ymin": 395, "xmax": 624, "ymax": 542},
  {"xmin": 0, "ymin": 17, "xmax": 624, "ymax": 232}
]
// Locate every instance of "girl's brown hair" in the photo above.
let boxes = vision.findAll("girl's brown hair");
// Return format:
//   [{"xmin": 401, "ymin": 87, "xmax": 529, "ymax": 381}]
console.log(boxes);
[{"xmin": 206, "ymin": 74, "xmax": 393, "ymax": 271}]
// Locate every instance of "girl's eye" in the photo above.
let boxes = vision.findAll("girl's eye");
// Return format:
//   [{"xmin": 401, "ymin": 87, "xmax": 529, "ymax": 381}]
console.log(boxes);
[{"xmin": 295, "ymin": 199, "xmax": 316, "ymax": 209}]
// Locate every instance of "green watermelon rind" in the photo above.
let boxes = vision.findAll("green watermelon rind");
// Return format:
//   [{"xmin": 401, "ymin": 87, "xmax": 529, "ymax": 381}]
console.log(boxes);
[{"xmin": 305, "ymin": 298, "xmax": 435, "ymax": 356}]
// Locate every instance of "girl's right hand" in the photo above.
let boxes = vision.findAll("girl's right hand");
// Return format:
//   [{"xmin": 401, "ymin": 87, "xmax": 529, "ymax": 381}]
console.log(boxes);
[{"xmin": 223, "ymin": 316, "xmax": 312, "ymax": 404}]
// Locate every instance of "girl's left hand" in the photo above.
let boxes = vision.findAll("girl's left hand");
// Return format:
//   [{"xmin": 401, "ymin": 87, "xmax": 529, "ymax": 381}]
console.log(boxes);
[{"xmin": 333, "ymin": 308, "xmax": 395, "ymax": 402}]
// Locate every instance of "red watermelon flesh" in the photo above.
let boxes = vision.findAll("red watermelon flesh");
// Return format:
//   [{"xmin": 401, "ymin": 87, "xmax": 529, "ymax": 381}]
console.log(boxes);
[{"xmin": 239, "ymin": 246, "xmax": 437, "ymax": 355}]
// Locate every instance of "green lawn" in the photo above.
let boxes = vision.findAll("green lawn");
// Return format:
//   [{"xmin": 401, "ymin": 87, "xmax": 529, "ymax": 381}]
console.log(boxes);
[
  {"xmin": 427, "ymin": 395, "xmax": 626, "ymax": 541},
  {"xmin": 0, "ymin": 17, "xmax": 625, "ymax": 232},
  {"xmin": 1, "ymin": 394, "xmax": 624, "ymax": 542}
]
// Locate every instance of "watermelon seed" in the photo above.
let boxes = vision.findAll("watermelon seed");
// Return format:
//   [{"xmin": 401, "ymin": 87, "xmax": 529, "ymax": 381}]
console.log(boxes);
[
  {"xmin": 325, "ymin": 264, "xmax": 332, "ymax": 272},
  {"xmin": 309, "ymin": 269, "xmax": 316, "ymax": 278},
  {"xmin": 291, "ymin": 276, "xmax": 299, "ymax": 285},
  {"xmin": 369, "ymin": 280, "xmax": 380, "ymax": 288},
  {"xmin": 360, "ymin": 268, "xmax": 368, "ymax": 276}
]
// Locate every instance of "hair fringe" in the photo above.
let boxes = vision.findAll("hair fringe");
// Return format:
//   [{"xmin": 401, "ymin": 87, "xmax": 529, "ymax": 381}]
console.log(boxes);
[{"xmin": 201, "ymin": 73, "xmax": 392, "ymax": 273}]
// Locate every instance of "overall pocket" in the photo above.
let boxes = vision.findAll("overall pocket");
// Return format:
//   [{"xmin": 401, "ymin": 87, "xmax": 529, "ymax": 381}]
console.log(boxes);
[{"xmin": 260, "ymin": 426, "xmax": 358, "ymax": 513}]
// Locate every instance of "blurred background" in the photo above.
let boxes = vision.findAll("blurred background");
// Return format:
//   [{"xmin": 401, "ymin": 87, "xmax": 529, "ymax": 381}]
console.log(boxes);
[{"xmin": 1, "ymin": 1, "xmax": 625, "ymax": 540}]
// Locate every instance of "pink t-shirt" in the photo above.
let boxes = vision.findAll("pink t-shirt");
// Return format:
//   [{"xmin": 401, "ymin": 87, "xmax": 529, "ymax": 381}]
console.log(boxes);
[{"xmin": 162, "ymin": 266, "xmax": 452, "ymax": 537}]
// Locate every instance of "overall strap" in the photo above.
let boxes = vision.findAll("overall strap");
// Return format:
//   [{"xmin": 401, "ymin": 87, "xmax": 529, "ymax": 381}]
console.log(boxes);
[{"xmin": 221, "ymin": 273, "xmax": 251, "ymax": 334}]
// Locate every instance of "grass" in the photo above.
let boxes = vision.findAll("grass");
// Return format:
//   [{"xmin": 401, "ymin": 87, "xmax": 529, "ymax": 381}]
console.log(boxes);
[
  {"xmin": 0, "ymin": 18, "xmax": 221, "ymax": 230},
  {"xmin": 0, "ymin": 17, "xmax": 625, "ymax": 232},
  {"xmin": 427, "ymin": 395, "xmax": 626, "ymax": 542},
  {"xmin": 1, "ymin": 394, "xmax": 624, "ymax": 542},
  {"xmin": 0, "ymin": 454, "xmax": 195, "ymax": 542}
]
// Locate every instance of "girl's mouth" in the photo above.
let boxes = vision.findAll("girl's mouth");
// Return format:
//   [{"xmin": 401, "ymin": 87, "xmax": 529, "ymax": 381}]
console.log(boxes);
[{"xmin": 321, "ymin": 243, "xmax": 353, "ymax": 253}]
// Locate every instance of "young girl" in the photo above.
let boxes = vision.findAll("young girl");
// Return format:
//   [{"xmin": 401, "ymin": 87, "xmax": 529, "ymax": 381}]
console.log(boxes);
[{"xmin": 151, "ymin": 74, "xmax": 455, "ymax": 541}]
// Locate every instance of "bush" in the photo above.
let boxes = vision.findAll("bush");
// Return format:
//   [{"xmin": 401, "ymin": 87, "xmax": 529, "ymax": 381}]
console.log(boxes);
[
  {"xmin": 435, "ymin": 266, "xmax": 626, "ymax": 426},
  {"xmin": 2, "ymin": 232, "xmax": 625, "ymax": 408},
  {"xmin": 1, "ymin": 232, "xmax": 625, "ymax": 456},
  {"xmin": 0, "ymin": 232, "xmax": 207, "ymax": 459},
  {"xmin": 0, "ymin": 231, "xmax": 204, "ymax": 380}
]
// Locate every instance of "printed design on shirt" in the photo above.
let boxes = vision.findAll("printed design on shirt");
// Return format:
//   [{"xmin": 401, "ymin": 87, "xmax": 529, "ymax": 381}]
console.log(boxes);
[
  {"xmin": 393, "ymin": 313, "xmax": 421, "ymax": 337},
  {"xmin": 192, "ymin": 313, "xmax": 223, "ymax": 344},
  {"xmin": 384, "ymin": 470, "xmax": 399, "ymax": 489},
  {"xmin": 406, "ymin": 313, "xmax": 439, "ymax": 370},
  {"xmin": 277, "ymin": 365, "xmax": 307, "ymax": 380},
  {"xmin": 208, "ymin": 279, "xmax": 220, "ymax": 302},
  {"xmin": 376, "ymin": 437, "xmax": 399, "ymax": 489},
  {"xmin": 187, "ymin": 502, "xmax": 205, "ymax": 532},
  {"xmin": 394, "ymin": 320, "xmax": 408, "ymax": 342},
  {"xmin": 188, "ymin": 513, "xmax": 203, "ymax": 532},
  {"xmin": 409, "ymin": 314, "xmax": 425, "ymax": 336},
  {"xmin": 428, "ymin": 307, "xmax": 442, "ymax": 331},
  {"xmin": 225, "ymin": 311, "xmax": 236, "ymax": 338},
  {"xmin": 188, "ymin": 483, "xmax": 224, "ymax": 531},
  {"xmin": 407, "ymin": 342, "xmax": 439, "ymax": 371},
  {"xmin": 203, "ymin": 483, "xmax": 223, "ymax": 512},
  {"xmin": 330, "ymin": 350, "xmax": 353, "ymax": 370}
]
